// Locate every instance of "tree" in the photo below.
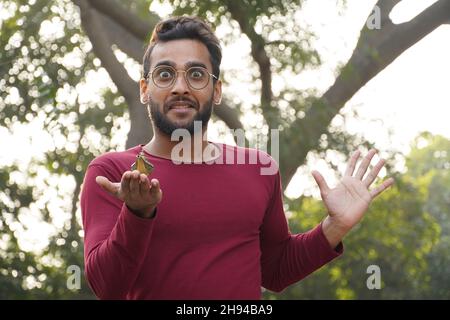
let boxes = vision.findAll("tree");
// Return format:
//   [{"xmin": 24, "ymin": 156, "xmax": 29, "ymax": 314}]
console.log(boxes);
[
  {"xmin": 72, "ymin": 0, "xmax": 450, "ymax": 185},
  {"xmin": 1, "ymin": 0, "xmax": 449, "ymax": 298}
]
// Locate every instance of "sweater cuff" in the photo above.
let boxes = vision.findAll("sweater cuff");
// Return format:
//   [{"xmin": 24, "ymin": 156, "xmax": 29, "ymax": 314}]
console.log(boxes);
[
  {"xmin": 126, "ymin": 204, "xmax": 158, "ymax": 219},
  {"xmin": 114, "ymin": 203, "xmax": 157, "ymax": 249},
  {"xmin": 317, "ymin": 221, "xmax": 344, "ymax": 257},
  {"xmin": 123, "ymin": 203, "xmax": 158, "ymax": 223}
]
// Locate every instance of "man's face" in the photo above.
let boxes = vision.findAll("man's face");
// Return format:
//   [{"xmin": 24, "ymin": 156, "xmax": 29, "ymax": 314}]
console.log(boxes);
[{"xmin": 140, "ymin": 39, "xmax": 222, "ymax": 135}]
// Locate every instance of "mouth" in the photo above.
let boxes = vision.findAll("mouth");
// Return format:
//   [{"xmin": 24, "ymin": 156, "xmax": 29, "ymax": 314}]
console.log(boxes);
[{"xmin": 167, "ymin": 101, "xmax": 196, "ymax": 111}]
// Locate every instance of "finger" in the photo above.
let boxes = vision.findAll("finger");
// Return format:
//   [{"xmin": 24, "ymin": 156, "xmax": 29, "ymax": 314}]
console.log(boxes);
[
  {"xmin": 139, "ymin": 174, "xmax": 150, "ymax": 197},
  {"xmin": 149, "ymin": 179, "xmax": 162, "ymax": 204},
  {"xmin": 96, "ymin": 176, "xmax": 120, "ymax": 197},
  {"xmin": 355, "ymin": 149, "xmax": 377, "ymax": 180},
  {"xmin": 121, "ymin": 171, "xmax": 131, "ymax": 195},
  {"xmin": 363, "ymin": 158, "xmax": 385, "ymax": 187},
  {"xmin": 344, "ymin": 150, "xmax": 360, "ymax": 177},
  {"xmin": 370, "ymin": 177, "xmax": 394, "ymax": 198},
  {"xmin": 129, "ymin": 170, "xmax": 140, "ymax": 194},
  {"xmin": 96, "ymin": 176, "xmax": 113, "ymax": 192},
  {"xmin": 311, "ymin": 171, "xmax": 330, "ymax": 196},
  {"xmin": 149, "ymin": 178, "xmax": 161, "ymax": 193}
]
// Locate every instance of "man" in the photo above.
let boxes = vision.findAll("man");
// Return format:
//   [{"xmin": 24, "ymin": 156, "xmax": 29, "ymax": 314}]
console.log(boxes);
[{"xmin": 80, "ymin": 16, "xmax": 394, "ymax": 300}]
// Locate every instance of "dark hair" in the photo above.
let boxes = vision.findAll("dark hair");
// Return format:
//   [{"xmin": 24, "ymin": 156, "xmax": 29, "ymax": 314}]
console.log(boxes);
[{"xmin": 142, "ymin": 16, "xmax": 222, "ymax": 82}]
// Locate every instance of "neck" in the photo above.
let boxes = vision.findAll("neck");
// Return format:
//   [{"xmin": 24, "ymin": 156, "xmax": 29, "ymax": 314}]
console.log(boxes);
[{"xmin": 144, "ymin": 126, "xmax": 218, "ymax": 162}]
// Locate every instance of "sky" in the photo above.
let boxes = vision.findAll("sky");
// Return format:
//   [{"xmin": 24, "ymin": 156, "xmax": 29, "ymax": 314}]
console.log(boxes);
[{"xmin": 1, "ymin": 0, "xmax": 450, "ymax": 251}]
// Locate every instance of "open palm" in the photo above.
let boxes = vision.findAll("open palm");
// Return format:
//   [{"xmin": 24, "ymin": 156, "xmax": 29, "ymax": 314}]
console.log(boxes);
[{"xmin": 312, "ymin": 149, "xmax": 394, "ymax": 230}]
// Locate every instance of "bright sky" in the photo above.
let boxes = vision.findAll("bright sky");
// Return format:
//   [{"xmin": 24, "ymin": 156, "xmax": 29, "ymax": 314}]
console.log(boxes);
[{"xmin": 1, "ymin": 0, "xmax": 450, "ymax": 252}]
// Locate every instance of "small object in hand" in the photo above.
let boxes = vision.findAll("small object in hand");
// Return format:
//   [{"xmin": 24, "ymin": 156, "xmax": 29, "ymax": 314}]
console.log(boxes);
[{"xmin": 131, "ymin": 151, "xmax": 154, "ymax": 175}]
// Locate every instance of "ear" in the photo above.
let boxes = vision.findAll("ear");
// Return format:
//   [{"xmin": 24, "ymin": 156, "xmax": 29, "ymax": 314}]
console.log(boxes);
[
  {"xmin": 213, "ymin": 79, "xmax": 222, "ymax": 105},
  {"xmin": 140, "ymin": 78, "xmax": 150, "ymax": 104}
]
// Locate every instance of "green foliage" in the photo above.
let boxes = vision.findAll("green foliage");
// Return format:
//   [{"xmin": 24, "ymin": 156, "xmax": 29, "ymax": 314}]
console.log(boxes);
[
  {"xmin": 407, "ymin": 133, "xmax": 450, "ymax": 298},
  {"xmin": 0, "ymin": 0, "xmax": 129, "ymax": 299},
  {"xmin": 264, "ymin": 132, "xmax": 450, "ymax": 299},
  {"xmin": 0, "ymin": 165, "xmax": 37, "ymax": 299}
]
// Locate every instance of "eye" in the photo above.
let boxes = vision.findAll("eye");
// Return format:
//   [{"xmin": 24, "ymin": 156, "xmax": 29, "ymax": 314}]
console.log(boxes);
[
  {"xmin": 188, "ymin": 68, "xmax": 206, "ymax": 80},
  {"xmin": 159, "ymin": 70, "xmax": 173, "ymax": 79},
  {"xmin": 155, "ymin": 67, "xmax": 174, "ymax": 81}
]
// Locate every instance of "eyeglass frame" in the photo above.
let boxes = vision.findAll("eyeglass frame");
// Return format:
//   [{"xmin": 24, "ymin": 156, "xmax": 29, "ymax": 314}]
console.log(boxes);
[{"xmin": 145, "ymin": 65, "xmax": 219, "ymax": 90}]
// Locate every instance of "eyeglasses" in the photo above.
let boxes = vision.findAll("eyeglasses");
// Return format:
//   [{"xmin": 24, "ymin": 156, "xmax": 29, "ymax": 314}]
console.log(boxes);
[{"xmin": 147, "ymin": 65, "xmax": 218, "ymax": 90}]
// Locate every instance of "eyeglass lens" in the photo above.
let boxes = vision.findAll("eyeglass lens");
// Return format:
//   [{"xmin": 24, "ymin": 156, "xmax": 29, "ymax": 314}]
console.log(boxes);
[{"xmin": 152, "ymin": 66, "xmax": 210, "ymax": 89}]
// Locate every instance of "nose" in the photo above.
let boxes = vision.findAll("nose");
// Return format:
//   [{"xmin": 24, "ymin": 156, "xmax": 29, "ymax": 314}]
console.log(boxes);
[{"xmin": 171, "ymin": 71, "xmax": 190, "ymax": 96}]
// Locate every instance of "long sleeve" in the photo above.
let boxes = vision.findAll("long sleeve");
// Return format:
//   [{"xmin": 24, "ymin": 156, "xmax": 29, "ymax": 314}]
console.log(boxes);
[
  {"xmin": 260, "ymin": 171, "xmax": 343, "ymax": 292},
  {"xmin": 80, "ymin": 164, "xmax": 156, "ymax": 299}
]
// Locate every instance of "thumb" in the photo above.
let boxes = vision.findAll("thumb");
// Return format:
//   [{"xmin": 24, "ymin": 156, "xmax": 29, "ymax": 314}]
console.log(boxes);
[
  {"xmin": 311, "ymin": 170, "xmax": 330, "ymax": 195},
  {"xmin": 96, "ymin": 176, "xmax": 119, "ymax": 196}
]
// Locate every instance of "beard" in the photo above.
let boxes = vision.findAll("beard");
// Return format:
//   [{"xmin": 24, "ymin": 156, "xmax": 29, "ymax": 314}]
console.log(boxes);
[{"xmin": 148, "ymin": 96, "xmax": 214, "ymax": 136}]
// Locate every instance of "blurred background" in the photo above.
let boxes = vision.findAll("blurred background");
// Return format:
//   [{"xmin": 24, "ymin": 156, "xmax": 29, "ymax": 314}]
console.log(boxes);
[{"xmin": 0, "ymin": 0, "xmax": 449, "ymax": 299}]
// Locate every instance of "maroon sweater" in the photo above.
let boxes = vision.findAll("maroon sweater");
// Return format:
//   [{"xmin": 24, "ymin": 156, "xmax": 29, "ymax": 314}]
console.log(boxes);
[{"xmin": 80, "ymin": 143, "xmax": 342, "ymax": 299}]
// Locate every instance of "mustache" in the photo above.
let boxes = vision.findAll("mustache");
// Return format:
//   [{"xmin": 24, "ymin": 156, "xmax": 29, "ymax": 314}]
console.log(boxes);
[{"xmin": 164, "ymin": 97, "xmax": 198, "ymax": 110}]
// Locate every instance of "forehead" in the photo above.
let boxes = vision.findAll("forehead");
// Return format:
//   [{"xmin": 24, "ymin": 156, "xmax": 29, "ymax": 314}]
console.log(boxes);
[{"xmin": 150, "ymin": 39, "xmax": 212, "ymax": 70}]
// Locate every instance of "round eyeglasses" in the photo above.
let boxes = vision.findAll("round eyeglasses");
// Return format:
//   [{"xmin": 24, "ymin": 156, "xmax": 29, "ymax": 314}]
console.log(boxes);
[{"xmin": 147, "ymin": 65, "xmax": 218, "ymax": 90}]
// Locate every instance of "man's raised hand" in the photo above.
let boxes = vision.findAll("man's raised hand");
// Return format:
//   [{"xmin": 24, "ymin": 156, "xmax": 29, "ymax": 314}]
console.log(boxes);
[{"xmin": 312, "ymin": 149, "xmax": 394, "ymax": 247}]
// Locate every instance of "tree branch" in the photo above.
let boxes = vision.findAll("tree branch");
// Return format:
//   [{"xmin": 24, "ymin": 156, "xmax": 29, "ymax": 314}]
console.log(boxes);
[
  {"xmin": 213, "ymin": 100, "xmax": 249, "ymax": 145},
  {"xmin": 214, "ymin": 100, "xmax": 244, "ymax": 130},
  {"xmin": 73, "ymin": 0, "xmax": 153, "ymax": 147},
  {"xmin": 377, "ymin": 0, "xmax": 402, "ymax": 25},
  {"xmin": 86, "ymin": 0, "xmax": 158, "ymax": 40},
  {"xmin": 98, "ymin": 11, "xmax": 146, "ymax": 62},
  {"xmin": 74, "ymin": 0, "xmax": 136, "ymax": 101},
  {"xmin": 223, "ymin": 1, "xmax": 276, "ymax": 127},
  {"xmin": 281, "ymin": 0, "xmax": 450, "ymax": 187}
]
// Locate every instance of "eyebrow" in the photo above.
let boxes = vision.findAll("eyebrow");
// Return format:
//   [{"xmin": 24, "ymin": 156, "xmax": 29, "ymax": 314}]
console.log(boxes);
[
  {"xmin": 154, "ymin": 60, "xmax": 208, "ymax": 70},
  {"xmin": 185, "ymin": 61, "xmax": 208, "ymax": 70}
]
